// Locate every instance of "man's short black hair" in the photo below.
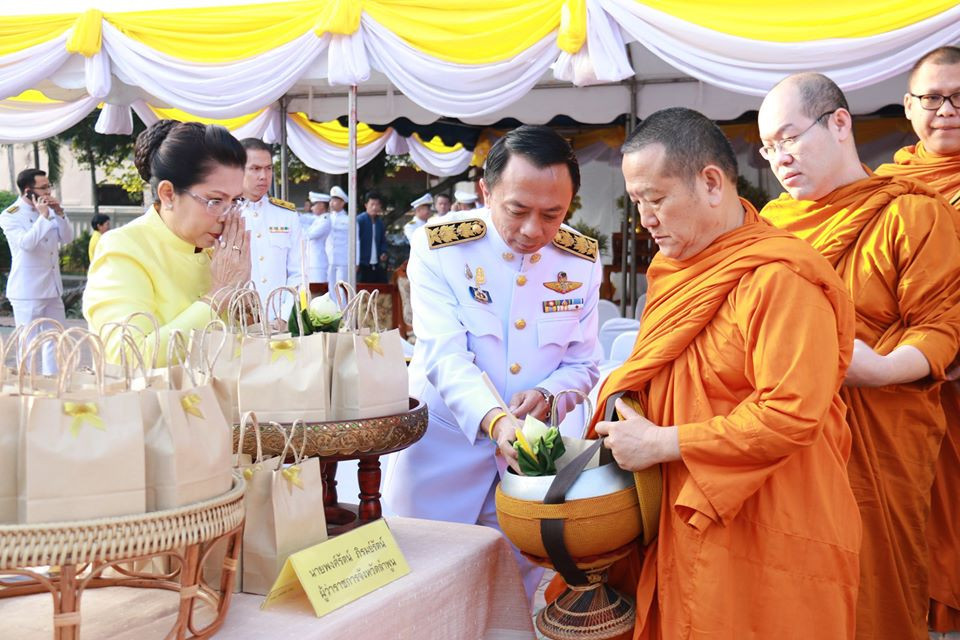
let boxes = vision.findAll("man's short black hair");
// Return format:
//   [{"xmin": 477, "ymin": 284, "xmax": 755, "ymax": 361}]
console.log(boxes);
[
  {"xmin": 240, "ymin": 138, "xmax": 273, "ymax": 155},
  {"xmin": 16, "ymin": 168, "xmax": 46, "ymax": 194},
  {"xmin": 909, "ymin": 46, "xmax": 960, "ymax": 87},
  {"xmin": 622, "ymin": 107, "xmax": 739, "ymax": 185},
  {"xmin": 483, "ymin": 125, "xmax": 580, "ymax": 196},
  {"xmin": 365, "ymin": 190, "xmax": 384, "ymax": 204},
  {"xmin": 91, "ymin": 214, "xmax": 111, "ymax": 230},
  {"xmin": 434, "ymin": 193, "xmax": 451, "ymax": 202}
]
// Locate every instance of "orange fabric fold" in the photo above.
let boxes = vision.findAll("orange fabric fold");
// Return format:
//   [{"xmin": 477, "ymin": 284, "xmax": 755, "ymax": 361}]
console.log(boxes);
[
  {"xmin": 762, "ymin": 173, "xmax": 960, "ymax": 640},
  {"xmin": 876, "ymin": 146, "xmax": 960, "ymax": 633},
  {"xmin": 570, "ymin": 201, "xmax": 861, "ymax": 639}
]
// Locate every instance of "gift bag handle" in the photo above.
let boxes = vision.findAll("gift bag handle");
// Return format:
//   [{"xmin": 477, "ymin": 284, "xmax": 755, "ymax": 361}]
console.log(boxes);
[
  {"xmin": 190, "ymin": 319, "xmax": 228, "ymax": 384},
  {"xmin": 58, "ymin": 332, "xmax": 107, "ymax": 397},
  {"xmin": 166, "ymin": 330, "xmax": 198, "ymax": 390},
  {"xmin": 16, "ymin": 329, "xmax": 62, "ymax": 394},
  {"xmin": 272, "ymin": 419, "xmax": 309, "ymax": 470},
  {"xmin": 263, "ymin": 286, "xmax": 304, "ymax": 338},
  {"xmin": 236, "ymin": 411, "xmax": 265, "ymax": 466}
]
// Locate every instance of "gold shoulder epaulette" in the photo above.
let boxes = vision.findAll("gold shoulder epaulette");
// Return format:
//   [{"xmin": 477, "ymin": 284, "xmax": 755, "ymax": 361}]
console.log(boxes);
[
  {"xmin": 553, "ymin": 226, "xmax": 598, "ymax": 262},
  {"xmin": 269, "ymin": 197, "xmax": 296, "ymax": 211},
  {"xmin": 4, "ymin": 205, "xmax": 18, "ymax": 214},
  {"xmin": 425, "ymin": 218, "xmax": 486, "ymax": 249}
]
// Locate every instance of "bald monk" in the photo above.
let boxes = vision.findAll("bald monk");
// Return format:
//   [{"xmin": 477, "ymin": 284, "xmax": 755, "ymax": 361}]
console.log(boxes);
[
  {"xmin": 759, "ymin": 72, "xmax": 960, "ymax": 640},
  {"xmin": 547, "ymin": 107, "xmax": 862, "ymax": 639},
  {"xmin": 876, "ymin": 46, "xmax": 960, "ymax": 635}
]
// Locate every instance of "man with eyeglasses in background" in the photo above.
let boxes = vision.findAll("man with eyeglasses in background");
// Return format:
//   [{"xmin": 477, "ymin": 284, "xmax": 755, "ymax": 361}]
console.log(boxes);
[
  {"xmin": 875, "ymin": 46, "xmax": 960, "ymax": 639},
  {"xmin": 240, "ymin": 138, "xmax": 302, "ymax": 324},
  {"xmin": 759, "ymin": 72, "xmax": 960, "ymax": 640},
  {"xmin": 0, "ymin": 168, "xmax": 73, "ymax": 374}
]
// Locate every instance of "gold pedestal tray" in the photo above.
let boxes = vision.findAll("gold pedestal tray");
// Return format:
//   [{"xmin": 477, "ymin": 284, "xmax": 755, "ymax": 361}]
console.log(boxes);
[
  {"xmin": 233, "ymin": 398, "xmax": 428, "ymax": 534},
  {"xmin": 0, "ymin": 475, "xmax": 245, "ymax": 640}
]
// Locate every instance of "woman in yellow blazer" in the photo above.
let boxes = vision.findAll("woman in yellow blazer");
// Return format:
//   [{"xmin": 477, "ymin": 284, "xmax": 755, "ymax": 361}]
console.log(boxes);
[{"xmin": 83, "ymin": 120, "xmax": 251, "ymax": 364}]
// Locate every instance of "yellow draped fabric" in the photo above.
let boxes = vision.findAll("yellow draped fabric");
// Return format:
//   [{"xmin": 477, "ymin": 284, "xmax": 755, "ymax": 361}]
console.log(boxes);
[
  {"xmin": 1, "ymin": 1, "xmax": 958, "ymax": 63},
  {"xmin": 7, "ymin": 90, "xmax": 61, "ymax": 104},
  {"xmin": 289, "ymin": 114, "xmax": 385, "ymax": 148},
  {"xmin": 412, "ymin": 133, "xmax": 463, "ymax": 153},
  {"xmin": 148, "ymin": 106, "xmax": 266, "ymax": 130}
]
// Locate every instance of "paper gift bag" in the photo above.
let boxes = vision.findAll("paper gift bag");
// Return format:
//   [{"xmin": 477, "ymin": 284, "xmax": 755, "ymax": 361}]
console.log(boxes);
[
  {"xmin": 142, "ymin": 332, "xmax": 233, "ymax": 511},
  {"xmin": 331, "ymin": 289, "xmax": 409, "ymax": 419},
  {"xmin": 0, "ymin": 331, "xmax": 25, "ymax": 523},
  {"xmin": 238, "ymin": 287, "xmax": 329, "ymax": 423},
  {"xmin": 242, "ymin": 420, "xmax": 327, "ymax": 595},
  {"xmin": 18, "ymin": 333, "xmax": 146, "ymax": 523}
]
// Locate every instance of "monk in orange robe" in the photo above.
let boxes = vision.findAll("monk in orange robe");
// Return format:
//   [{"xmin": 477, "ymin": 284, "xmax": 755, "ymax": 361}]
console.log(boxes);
[
  {"xmin": 548, "ymin": 107, "xmax": 862, "ymax": 639},
  {"xmin": 759, "ymin": 72, "xmax": 960, "ymax": 640},
  {"xmin": 875, "ymin": 46, "xmax": 960, "ymax": 634}
]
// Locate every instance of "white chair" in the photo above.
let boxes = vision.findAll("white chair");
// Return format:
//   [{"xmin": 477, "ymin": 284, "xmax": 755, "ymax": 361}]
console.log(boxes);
[
  {"xmin": 634, "ymin": 293, "xmax": 647, "ymax": 321},
  {"xmin": 598, "ymin": 317, "xmax": 640, "ymax": 360},
  {"xmin": 609, "ymin": 330, "xmax": 638, "ymax": 363},
  {"xmin": 597, "ymin": 299, "xmax": 621, "ymax": 329}
]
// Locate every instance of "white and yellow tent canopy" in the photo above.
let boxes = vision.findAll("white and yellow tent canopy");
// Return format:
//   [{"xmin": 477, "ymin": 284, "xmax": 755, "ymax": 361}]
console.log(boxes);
[{"xmin": 1, "ymin": 1, "xmax": 958, "ymax": 161}]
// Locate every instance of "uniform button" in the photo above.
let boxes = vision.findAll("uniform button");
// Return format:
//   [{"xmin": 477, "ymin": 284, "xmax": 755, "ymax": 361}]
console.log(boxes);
[
  {"xmin": 253, "ymin": 212, "xmax": 259, "ymax": 218},
  {"xmin": 256, "ymin": 232, "xmax": 262, "ymax": 238},
  {"xmin": 516, "ymin": 275, "xmax": 527, "ymax": 286},
  {"xmin": 259, "ymin": 256, "xmax": 264, "ymax": 262},
  {"xmin": 514, "ymin": 319, "xmax": 526, "ymax": 330},
  {"xmin": 510, "ymin": 363, "xmax": 521, "ymax": 375},
  {"xmin": 530, "ymin": 254, "xmax": 541, "ymax": 263},
  {"xmin": 502, "ymin": 252, "xmax": 514, "ymax": 261},
  {"xmin": 261, "ymin": 277, "xmax": 267, "ymax": 284}
]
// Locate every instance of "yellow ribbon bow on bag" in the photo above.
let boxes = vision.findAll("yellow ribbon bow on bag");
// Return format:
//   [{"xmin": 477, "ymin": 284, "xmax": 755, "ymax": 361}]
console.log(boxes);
[
  {"xmin": 63, "ymin": 401, "xmax": 106, "ymax": 437},
  {"xmin": 281, "ymin": 465, "xmax": 304, "ymax": 490},
  {"xmin": 363, "ymin": 332, "xmax": 384, "ymax": 356},
  {"xmin": 180, "ymin": 393, "xmax": 204, "ymax": 419},
  {"xmin": 269, "ymin": 339, "xmax": 296, "ymax": 362},
  {"xmin": 243, "ymin": 463, "xmax": 262, "ymax": 481}
]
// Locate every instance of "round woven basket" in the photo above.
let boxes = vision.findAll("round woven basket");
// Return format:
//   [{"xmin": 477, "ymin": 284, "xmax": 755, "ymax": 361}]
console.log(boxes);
[{"xmin": 0, "ymin": 475, "xmax": 245, "ymax": 570}]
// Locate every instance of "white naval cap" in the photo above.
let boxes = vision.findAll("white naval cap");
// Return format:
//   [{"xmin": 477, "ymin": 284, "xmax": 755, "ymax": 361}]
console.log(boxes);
[
  {"xmin": 329, "ymin": 185, "xmax": 349, "ymax": 203},
  {"xmin": 410, "ymin": 193, "xmax": 434, "ymax": 208},
  {"xmin": 309, "ymin": 191, "xmax": 330, "ymax": 203},
  {"xmin": 454, "ymin": 190, "xmax": 478, "ymax": 204}
]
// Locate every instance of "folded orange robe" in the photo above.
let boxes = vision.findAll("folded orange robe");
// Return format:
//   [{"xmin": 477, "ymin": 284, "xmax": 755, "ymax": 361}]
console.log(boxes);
[
  {"xmin": 877, "ymin": 145, "xmax": 960, "ymax": 633},
  {"xmin": 549, "ymin": 203, "xmax": 862, "ymax": 639},
  {"xmin": 762, "ymin": 173, "xmax": 960, "ymax": 640}
]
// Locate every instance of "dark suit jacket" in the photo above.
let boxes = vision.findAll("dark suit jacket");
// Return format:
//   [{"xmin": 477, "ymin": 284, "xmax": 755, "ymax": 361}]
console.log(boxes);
[{"xmin": 357, "ymin": 212, "xmax": 387, "ymax": 265}]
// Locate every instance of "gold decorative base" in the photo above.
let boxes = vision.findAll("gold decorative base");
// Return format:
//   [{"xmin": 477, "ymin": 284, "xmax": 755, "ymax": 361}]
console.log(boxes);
[{"xmin": 536, "ymin": 569, "xmax": 635, "ymax": 640}]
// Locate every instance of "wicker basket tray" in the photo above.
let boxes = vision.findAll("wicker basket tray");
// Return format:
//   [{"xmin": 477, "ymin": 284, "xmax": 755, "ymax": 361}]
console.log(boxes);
[{"xmin": 0, "ymin": 475, "xmax": 245, "ymax": 640}]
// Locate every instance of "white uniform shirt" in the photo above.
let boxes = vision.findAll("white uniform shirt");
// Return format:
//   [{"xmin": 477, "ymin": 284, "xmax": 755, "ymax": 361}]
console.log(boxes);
[
  {"xmin": 326, "ymin": 209, "xmax": 351, "ymax": 267},
  {"xmin": 0, "ymin": 197, "xmax": 73, "ymax": 300},
  {"xmin": 403, "ymin": 216, "xmax": 427, "ymax": 243},
  {"xmin": 302, "ymin": 213, "xmax": 330, "ymax": 283},
  {"xmin": 242, "ymin": 196, "xmax": 303, "ymax": 320},
  {"xmin": 383, "ymin": 208, "xmax": 601, "ymax": 524}
]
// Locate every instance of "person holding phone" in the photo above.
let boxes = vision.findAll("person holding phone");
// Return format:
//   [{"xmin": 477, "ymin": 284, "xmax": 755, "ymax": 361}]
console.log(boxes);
[{"xmin": 0, "ymin": 168, "xmax": 73, "ymax": 374}]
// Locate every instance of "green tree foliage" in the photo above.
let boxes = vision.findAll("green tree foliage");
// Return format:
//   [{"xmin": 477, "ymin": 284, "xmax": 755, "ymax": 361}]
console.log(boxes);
[
  {"xmin": 56, "ymin": 112, "xmax": 147, "ymax": 197},
  {"xmin": 59, "ymin": 230, "xmax": 92, "ymax": 275}
]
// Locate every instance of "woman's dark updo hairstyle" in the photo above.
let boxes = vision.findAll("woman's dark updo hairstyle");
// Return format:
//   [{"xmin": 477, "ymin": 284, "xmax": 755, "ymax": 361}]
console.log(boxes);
[{"xmin": 134, "ymin": 120, "xmax": 246, "ymax": 193}]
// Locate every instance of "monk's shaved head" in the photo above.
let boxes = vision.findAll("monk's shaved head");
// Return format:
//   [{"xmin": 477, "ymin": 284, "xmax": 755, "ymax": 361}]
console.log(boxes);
[
  {"xmin": 622, "ymin": 107, "xmax": 738, "ymax": 185},
  {"xmin": 909, "ymin": 46, "xmax": 960, "ymax": 88},
  {"xmin": 771, "ymin": 72, "xmax": 850, "ymax": 123}
]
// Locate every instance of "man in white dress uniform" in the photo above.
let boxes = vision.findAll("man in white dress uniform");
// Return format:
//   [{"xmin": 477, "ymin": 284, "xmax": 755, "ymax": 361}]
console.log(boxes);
[
  {"xmin": 403, "ymin": 193, "xmax": 433, "ymax": 243},
  {"xmin": 302, "ymin": 191, "xmax": 331, "ymax": 288},
  {"xmin": 383, "ymin": 126, "xmax": 602, "ymax": 601},
  {"xmin": 325, "ymin": 185, "xmax": 351, "ymax": 286},
  {"xmin": 0, "ymin": 169, "xmax": 73, "ymax": 374}
]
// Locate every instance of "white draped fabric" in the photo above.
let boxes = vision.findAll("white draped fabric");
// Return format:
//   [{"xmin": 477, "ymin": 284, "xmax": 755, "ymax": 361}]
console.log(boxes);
[
  {"xmin": 0, "ymin": 94, "xmax": 98, "ymax": 143},
  {"xmin": 0, "ymin": 36, "xmax": 71, "ymax": 102}
]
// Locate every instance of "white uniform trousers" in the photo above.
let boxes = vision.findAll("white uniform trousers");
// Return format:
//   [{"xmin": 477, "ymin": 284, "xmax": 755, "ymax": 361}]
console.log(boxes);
[
  {"xmin": 477, "ymin": 477, "xmax": 545, "ymax": 606},
  {"xmin": 11, "ymin": 296, "xmax": 66, "ymax": 375},
  {"xmin": 327, "ymin": 264, "xmax": 350, "ymax": 288}
]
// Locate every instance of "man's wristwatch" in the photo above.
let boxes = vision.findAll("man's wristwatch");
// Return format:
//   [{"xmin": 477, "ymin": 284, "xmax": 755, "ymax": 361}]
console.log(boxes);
[{"xmin": 533, "ymin": 387, "xmax": 554, "ymax": 409}]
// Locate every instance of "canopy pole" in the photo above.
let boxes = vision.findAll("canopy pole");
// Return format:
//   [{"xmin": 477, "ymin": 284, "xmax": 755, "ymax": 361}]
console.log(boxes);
[
  {"xmin": 620, "ymin": 72, "xmax": 638, "ymax": 316},
  {"xmin": 279, "ymin": 96, "xmax": 289, "ymax": 202},
  {"xmin": 347, "ymin": 85, "xmax": 358, "ymax": 290}
]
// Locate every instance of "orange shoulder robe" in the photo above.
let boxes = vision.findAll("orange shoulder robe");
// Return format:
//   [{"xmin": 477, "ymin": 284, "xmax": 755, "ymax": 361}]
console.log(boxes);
[
  {"xmin": 877, "ymin": 145, "xmax": 960, "ymax": 633},
  {"xmin": 762, "ymin": 173, "xmax": 960, "ymax": 640},
  {"xmin": 549, "ymin": 203, "xmax": 862, "ymax": 639}
]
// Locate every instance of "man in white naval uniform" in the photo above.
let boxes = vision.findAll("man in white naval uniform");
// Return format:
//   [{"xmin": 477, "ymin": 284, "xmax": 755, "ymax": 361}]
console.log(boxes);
[
  {"xmin": 302, "ymin": 191, "xmax": 330, "ymax": 290},
  {"xmin": 325, "ymin": 185, "xmax": 351, "ymax": 286},
  {"xmin": 0, "ymin": 169, "xmax": 73, "ymax": 374},
  {"xmin": 239, "ymin": 138, "xmax": 302, "ymax": 323},
  {"xmin": 402, "ymin": 193, "xmax": 433, "ymax": 243},
  {"xmin": 383, "ymin": 126, "xmax": 601, "ymax": 601}
]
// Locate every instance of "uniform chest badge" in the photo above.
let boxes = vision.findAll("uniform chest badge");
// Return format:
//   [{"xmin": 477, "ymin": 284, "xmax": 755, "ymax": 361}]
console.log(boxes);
[
  {"xmin": 269, "ymin": 226, "xmax": 289, "ymax": 233},
  {"xmin": 466, "ymin": 263, "xmax": 491, "ymax": 303},
  {"xmin": 543, "ymin": 271, "xmax": 582, "ymax": 294},
  {"xmin": 542, "ymin": 298, "xmax": 584, "ymax": 313},
  {"xmin": 470, "ymin": 286, "xmax": 493, "ymax": 304}
]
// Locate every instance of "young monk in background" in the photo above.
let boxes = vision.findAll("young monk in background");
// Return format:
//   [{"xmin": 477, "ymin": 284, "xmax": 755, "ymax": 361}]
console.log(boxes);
[
  {"xmin": 875, "ymin": 46, "xmax": 960, "ymax": 635},
  {"xmin": 760, "ymin": 72, "xmax": 960, "ymax": 640}
]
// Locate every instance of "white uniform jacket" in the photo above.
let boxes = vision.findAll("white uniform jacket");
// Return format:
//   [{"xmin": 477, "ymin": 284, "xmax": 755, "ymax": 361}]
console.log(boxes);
[
  {"xmin": 302, "ymin": 213, "xmax": 330, "ymax": 283},
  {"xmin": 383, "ymin": 208, "xmax": 602, "ymax": 524},
  {"xmin": 0, "ymin": 197, "xmax": 73, "ymax": 300},
  {"xmin": 242, "ymin": 196, "xmax": 303, "ymax": 320}
]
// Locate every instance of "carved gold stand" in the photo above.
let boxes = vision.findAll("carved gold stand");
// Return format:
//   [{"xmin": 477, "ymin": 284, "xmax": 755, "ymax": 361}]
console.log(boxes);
[
  {"xmin": 234, "ymin": 398, "xmax": 428, "ymax": 535},
  {"xmin": 0, "ymin": 476, "xmax": 245, "ymax": 639}
]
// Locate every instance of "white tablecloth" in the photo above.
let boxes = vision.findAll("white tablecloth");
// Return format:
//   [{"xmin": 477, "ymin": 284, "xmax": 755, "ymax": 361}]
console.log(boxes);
[{"xmin": 0, "ymin": 517, "xmax": 536, "ymax": 640}]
